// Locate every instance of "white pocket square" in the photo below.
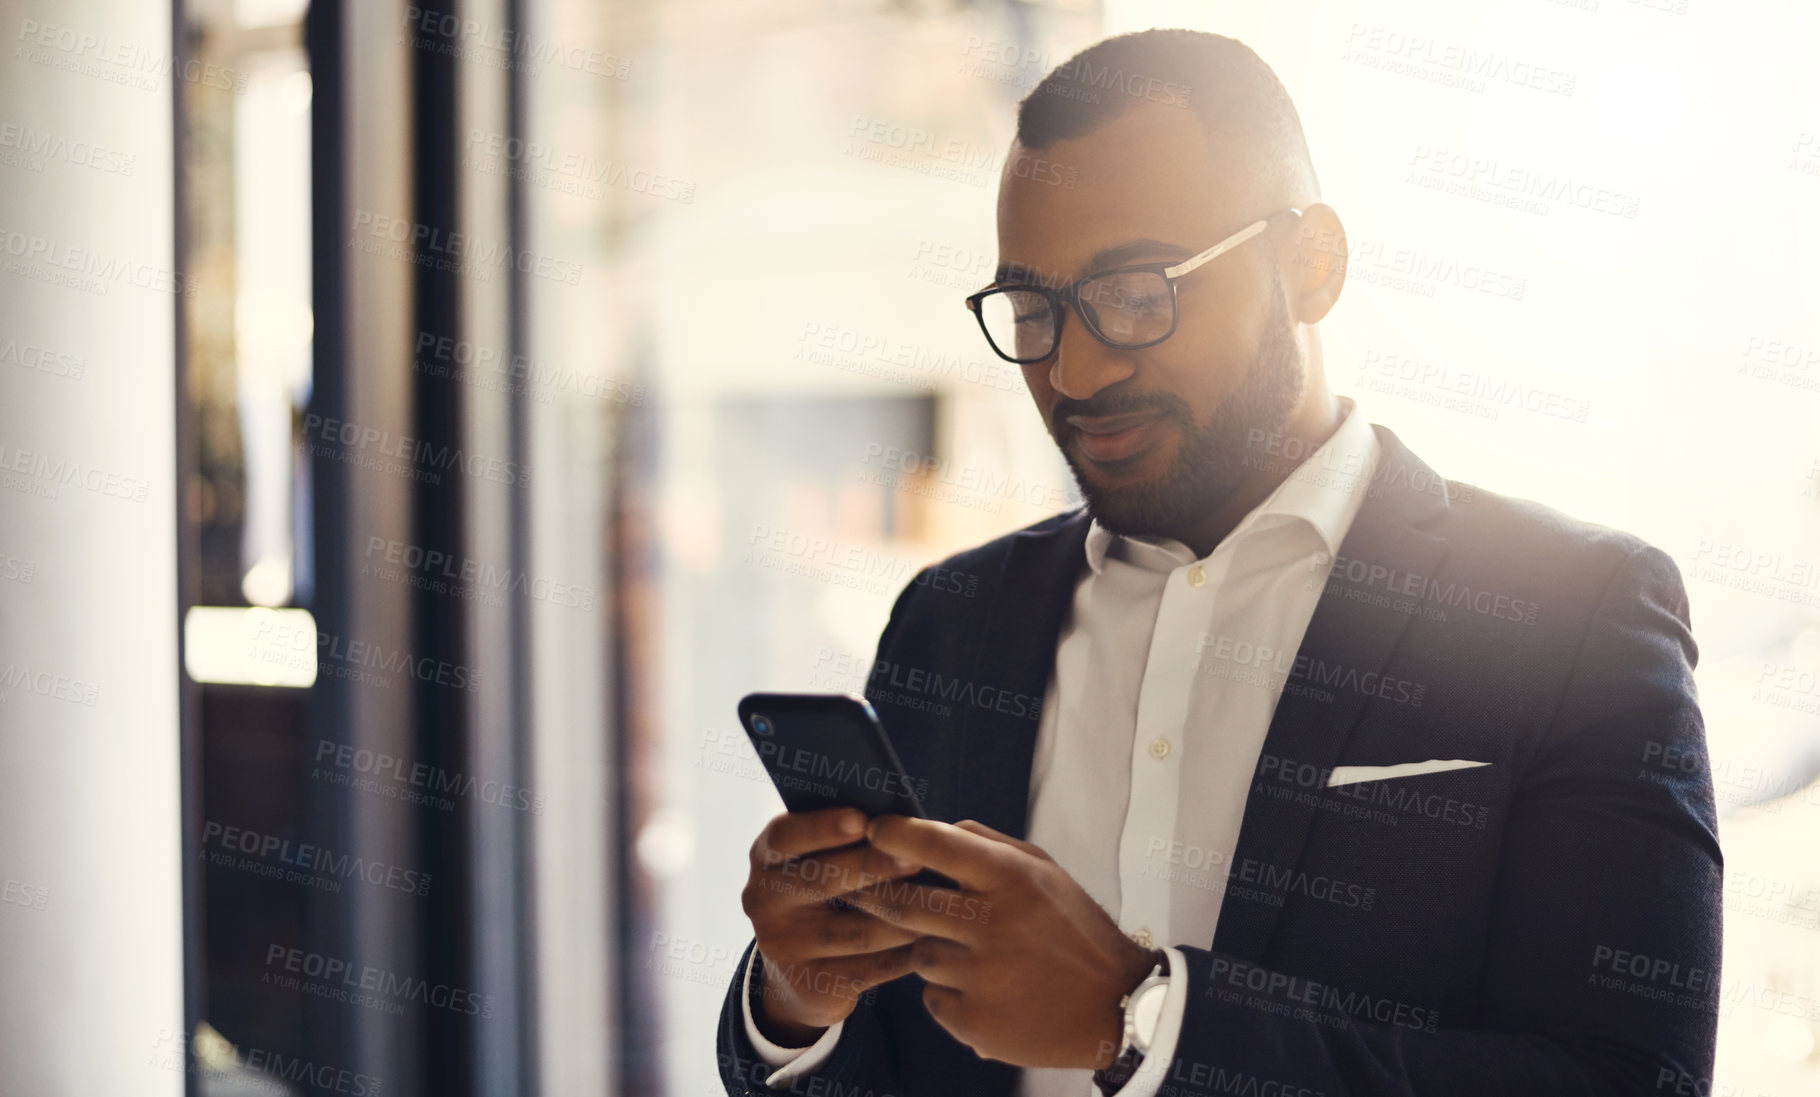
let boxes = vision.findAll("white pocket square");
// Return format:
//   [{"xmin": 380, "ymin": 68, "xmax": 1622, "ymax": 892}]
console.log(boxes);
[{"xmin": 1326, "ymin": 759, "xmax": 1491, "ymax": 787}]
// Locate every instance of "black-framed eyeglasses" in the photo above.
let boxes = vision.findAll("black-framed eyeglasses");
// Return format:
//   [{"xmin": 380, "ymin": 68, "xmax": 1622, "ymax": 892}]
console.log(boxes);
[{"xmin": 963, "ymin": 207, "xmax": 1303, "ymax": 365}]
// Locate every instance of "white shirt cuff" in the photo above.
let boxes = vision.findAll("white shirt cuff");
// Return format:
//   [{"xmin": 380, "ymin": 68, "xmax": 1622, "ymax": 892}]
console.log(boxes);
[
  {"xmin": 1103, "ymin": 946, "xmax": 1189, "ymax": 1097},
  {"xmin": 740, "ymin": 947, "xmax": 845, "ymax": 1085}
]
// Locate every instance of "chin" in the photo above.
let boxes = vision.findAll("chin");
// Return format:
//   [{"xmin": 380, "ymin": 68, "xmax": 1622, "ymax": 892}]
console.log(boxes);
[
  {"xmin": 1070, "ymin": 453, "xmax": 1243, "ymax": 542},
  {"xmin": 1072, "ymin": 476, "xmax": 1176, "ymax": 539},
  {"xmin": 1067, "ymin": 432, "xmax": 1176, "ymax": 487},
  {"xmin": 1080, "ymin": 501, "xmax": 1177, "ymax": 543}
]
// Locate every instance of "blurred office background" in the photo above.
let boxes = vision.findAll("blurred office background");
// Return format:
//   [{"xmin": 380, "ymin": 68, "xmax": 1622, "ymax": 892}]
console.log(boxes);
[{"xmin": 0, "ymin": 0, "xmax": 1816, "ymax": 1094}]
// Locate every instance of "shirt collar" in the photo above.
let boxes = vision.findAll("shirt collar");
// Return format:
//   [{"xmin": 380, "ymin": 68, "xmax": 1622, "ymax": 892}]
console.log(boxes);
[{"xmin": 1083, "ymin": 396, "xmax": 1379, "ymax": 575}]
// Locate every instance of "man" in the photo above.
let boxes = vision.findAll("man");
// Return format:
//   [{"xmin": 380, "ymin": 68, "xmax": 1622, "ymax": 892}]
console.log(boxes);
[{"xmin": 717, "ymin": 29, "xmax": 1721, "ymax": 1097}]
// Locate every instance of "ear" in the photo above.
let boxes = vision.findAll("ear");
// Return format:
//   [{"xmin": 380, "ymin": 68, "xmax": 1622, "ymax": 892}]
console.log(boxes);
[
  {"xmin": 1277, "ymin": 203, "xmax": 1347, "ymax": 325},
  {"xmin": 953, "ymin": 818, "xmax": 1055, "ymax": 861}
]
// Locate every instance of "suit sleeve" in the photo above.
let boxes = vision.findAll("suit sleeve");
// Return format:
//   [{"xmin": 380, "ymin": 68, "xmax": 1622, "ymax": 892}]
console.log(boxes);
[
  {"xmin": 740, "ymin": 946, "xmax": 845, "ymax": 1079},
  {"xmin": 1154, "ymin": 545, "xmax": 1723, "ymax": 1096},
  {"xmin": 715, "ymin": 570, "xmax": 933, "ymax": 1096},
  {"xmin": 718, "ymin": 938, "xmax": 913, "ymax": 1096}
]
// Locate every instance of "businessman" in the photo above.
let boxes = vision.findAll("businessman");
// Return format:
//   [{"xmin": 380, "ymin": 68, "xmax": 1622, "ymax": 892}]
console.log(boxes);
[{"xmin": 718, "ymin": 29, "xmax": 1721, "ymax": 1097}]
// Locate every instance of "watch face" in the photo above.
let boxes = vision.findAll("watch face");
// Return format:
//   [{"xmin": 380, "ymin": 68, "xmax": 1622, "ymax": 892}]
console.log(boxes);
[{"xmin": 1132, "ymin": 981, "xmax": 1168, "ymax": 1049}]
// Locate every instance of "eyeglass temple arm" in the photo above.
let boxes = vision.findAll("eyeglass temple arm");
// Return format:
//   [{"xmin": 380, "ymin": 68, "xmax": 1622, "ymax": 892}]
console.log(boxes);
[
  {"xmin": 1162, "ymin": 207, "xmax": 1302, "ymax": 281},
  {"xmin": 964, "ymin": 207, "xmax": 1303, "ymax": 303}
]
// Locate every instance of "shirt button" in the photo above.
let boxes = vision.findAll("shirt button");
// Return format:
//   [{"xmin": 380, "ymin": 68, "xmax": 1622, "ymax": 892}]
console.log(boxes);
[
  {"xmin": 1186, "ymin": 565, "xmax": 1206, "ymax": 587},
  {"xmin": 1148, "ymin": 737, "xmax": 1171, "ymax": 760},
  {"xmin": 1129, "ymin": 928, "xmax": 1154, "ymax": 949}
]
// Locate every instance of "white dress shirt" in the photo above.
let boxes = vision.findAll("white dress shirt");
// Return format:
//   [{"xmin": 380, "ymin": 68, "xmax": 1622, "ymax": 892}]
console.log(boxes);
[{"xmin": 742, "ymin": 398, "xmax": 1381, "ymax": 1097}]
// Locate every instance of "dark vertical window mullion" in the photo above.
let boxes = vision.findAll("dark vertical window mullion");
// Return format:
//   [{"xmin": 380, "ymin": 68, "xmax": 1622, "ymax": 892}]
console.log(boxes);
[
  {"xmin": 303, "ymin": 0, "xmax": 359, "ymax": 1079},
  {"xmin": 171, "ymin": 4, "xmax": 205, "ymax": 1095},
  {"xmin": 504, "ymin": 0, "xmax": 540, "ymax": 1092},
  {"xmin": 411, "ymin": 1, "xmax": 475, "ymax": 1093}
]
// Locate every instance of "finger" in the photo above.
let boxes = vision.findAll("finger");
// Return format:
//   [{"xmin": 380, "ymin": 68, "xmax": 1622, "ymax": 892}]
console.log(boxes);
[
  {"xmin": 904, "ymin": 934, "xmax": 972, "ymax": 988},
  {"xmin": 953, "ymin": 818, "xmax": 1053, "ymax": 862},
  {"xmin": 755, "ymin": 808, "xmax": 871, "ymax": 866},
  {"xmin": 757, "ymin": 944, "xmax": 920, "ymax": 1007},
  {"xmin": 791, "ymin": 905, "xmax": 922, "ymax": 958},
  {"xmin": 840, "ymin": 875, "xmax": 990, "ymax": 942},
  {"xmin": 920, "ymin": 982, "xmax": 967, "ymax": 1037},
  {"xmin": 752, "ymin": 842, "xmax": 926, "ymax": 908},
  {"xmin": 864, "ymin": 815, "xmax": 1009, "ymax": 889}
]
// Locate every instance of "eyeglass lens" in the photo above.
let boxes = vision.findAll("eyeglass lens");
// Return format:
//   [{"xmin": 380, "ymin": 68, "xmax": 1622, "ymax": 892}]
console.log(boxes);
[{"xmin": 977, "ymin": 269, "xmax": 1173, "ymax": 362}]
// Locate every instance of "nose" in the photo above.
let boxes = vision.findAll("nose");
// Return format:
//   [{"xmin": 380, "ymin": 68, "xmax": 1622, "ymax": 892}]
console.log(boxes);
[{"xmin": 1047, "ymin": 301, "xmax": 1137, "ymax": 401}]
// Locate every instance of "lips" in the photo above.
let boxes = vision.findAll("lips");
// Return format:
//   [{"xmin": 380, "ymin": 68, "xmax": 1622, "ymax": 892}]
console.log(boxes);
[{"xmin": 1065, "ymin": 410, "xmax": 1168, "ymax": 465}]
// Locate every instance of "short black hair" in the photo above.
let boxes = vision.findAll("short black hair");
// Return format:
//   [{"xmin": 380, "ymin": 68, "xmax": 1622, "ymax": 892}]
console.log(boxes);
[{"xmin": 1014, "ymin": 29, "xmax": 1320, "ymax": 208}]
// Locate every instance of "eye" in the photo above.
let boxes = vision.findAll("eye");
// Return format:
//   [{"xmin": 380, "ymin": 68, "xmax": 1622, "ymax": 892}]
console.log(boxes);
[{"xmin": 1128, "ymin": 290, "xmax": 1169, "ymax": 314}]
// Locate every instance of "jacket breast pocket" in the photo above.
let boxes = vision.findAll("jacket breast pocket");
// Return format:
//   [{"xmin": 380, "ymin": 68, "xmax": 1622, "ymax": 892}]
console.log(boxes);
[{"xmin": 1320, "ymin": 764, "xmax": 1508, "ymax": 839}]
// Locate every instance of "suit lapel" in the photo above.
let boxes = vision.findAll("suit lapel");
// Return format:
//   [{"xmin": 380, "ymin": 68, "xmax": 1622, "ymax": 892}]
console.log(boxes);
[
  {"xmin": 935, "ymin": 424, "xmax": 1452, "ymax": 950},
  {"xmin": 944, "ymin": 511, "xmax": 1091, "ymax": 839},
  {"xmin": 1211, "ymin": 426, "xmax": 1451, "ymax": 961}
]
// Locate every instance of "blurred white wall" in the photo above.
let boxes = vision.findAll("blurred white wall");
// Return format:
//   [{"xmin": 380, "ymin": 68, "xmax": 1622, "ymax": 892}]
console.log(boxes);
[{"xmin": 0, "ymin": 0, "xmax": 183, "ymax": 1092}]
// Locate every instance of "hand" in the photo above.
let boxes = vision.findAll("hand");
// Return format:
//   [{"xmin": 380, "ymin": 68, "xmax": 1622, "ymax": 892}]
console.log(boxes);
[
  {"xmin": 846, "ymin": 815, "xmax": 1162, "ymax": 1069},
  {"xmin": 739, "ymin": 807, "xmax": 929, "ymax": 1046}
]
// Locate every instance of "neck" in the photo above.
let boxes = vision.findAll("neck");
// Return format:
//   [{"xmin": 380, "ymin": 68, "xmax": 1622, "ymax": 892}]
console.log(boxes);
[{"xmin": 1171, "ymin": 387, "xmax": 1344, "ymax": 558}]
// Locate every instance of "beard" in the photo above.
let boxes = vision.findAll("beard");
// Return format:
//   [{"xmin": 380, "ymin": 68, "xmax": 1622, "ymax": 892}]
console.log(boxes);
[{"xmin": 1053, "ymin": 276, "xmax": 1303, "ymax": 542}]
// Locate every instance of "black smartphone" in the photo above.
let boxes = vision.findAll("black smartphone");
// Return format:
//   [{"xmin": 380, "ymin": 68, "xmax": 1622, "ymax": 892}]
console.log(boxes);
[{"xmin": 737, "ymin": 691, "xmax": 959, "ymax": 889}]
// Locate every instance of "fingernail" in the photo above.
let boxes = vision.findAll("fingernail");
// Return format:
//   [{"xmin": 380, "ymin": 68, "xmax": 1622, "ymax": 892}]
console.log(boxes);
[{"xmin": 841, "ymin": 812, "xmax": 866, "ymax": 835}]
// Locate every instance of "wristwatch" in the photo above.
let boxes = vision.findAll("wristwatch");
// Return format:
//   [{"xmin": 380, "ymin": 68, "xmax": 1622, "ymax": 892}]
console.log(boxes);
[{"xmin": 1093, "ymin": 952, "xmax": 1169, "ymax": 1095}]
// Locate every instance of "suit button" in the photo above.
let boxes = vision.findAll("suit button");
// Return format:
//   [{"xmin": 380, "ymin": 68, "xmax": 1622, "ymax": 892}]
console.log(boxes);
[
  {"xmin": 1148, "ymin": 737, "xmax": 1171, "ymax": 760},
  {"xmin": 1129, "ymin": 928, "xmax": 1154, "ymax": 948},
  {"xmin": 1186, "ymin": 565, "xmax": 1206, "ymax": 587}
]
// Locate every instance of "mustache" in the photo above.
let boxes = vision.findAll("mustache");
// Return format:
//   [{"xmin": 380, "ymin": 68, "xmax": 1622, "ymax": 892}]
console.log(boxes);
[{"xmin": 1051, "ymin": 389, "xmax": 1192, "ymax": 435}]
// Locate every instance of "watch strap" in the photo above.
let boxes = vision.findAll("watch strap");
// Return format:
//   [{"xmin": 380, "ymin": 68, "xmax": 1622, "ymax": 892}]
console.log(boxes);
[
  {"xmin": 1092, "ymin": 1045, "xmax": 1144, "ymax": 1095},
  {"xmin": 748, "ymin": 948, "xmax": 770, "ymax": 1021},
  {"xmin": 1093, "ymin": 949, "xmax": 1167, "ymax": 1095}
]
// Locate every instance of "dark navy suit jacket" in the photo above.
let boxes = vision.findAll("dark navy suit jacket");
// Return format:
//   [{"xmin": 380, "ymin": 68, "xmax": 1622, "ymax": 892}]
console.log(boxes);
[{"xmin": 718, "ymin": 424, "xmax": 1722, "ymax": 1097}]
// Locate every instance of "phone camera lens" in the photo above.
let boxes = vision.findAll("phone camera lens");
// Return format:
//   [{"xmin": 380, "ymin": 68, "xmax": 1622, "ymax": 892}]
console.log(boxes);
[{"xmin": 751, "ymin": 714, "xmax": 774, "ymax": 736}]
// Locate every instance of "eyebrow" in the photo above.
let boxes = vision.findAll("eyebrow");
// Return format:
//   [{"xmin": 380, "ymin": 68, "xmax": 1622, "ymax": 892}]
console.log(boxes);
[{"xmin": 993, "ymin": 237, "xmax": 1189, "ymax": 286}]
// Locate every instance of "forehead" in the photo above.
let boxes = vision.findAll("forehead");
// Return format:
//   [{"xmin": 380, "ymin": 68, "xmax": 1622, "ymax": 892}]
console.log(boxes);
[{"xmin": 996, "ymin": 99, "xmax": 1249, "ymax": 284}]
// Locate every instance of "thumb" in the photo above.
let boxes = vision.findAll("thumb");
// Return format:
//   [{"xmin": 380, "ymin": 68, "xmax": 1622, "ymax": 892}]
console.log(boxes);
[{"xmin": 954, "ymin": 818, "xmax": 1054, "ymax": 861}]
